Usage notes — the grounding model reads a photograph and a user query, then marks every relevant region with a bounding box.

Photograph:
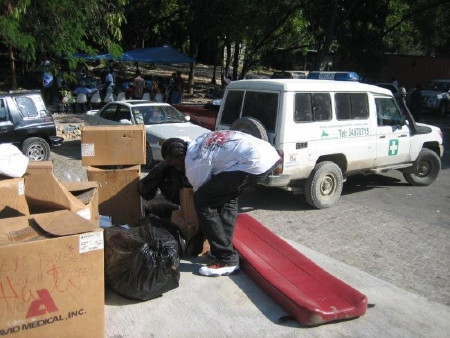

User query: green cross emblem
[388,139,399,156]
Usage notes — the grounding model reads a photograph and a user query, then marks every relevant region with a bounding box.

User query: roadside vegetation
[1,0,449,90]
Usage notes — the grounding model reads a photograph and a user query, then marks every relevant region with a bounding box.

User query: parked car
[0,90,63,161]
[421,79,450,115]
[85,101,210,167]
[271,71,308,79]
[173,99,221,130]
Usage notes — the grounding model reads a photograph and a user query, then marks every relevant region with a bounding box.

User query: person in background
[162,130,280,277]
[73,81,97,112]
[73,81,96,96]
[102,68,114,100]
[144,78,154,100]
[391,76,399,89]
[41,61,54,105]
[409,83,423,121]
[154,85,165,102]
[133,70,145,99]
[170,71,184,104]
[126,83,135,100]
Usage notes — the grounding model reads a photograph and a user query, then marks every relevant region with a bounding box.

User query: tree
[0,0,33,88]
[383,0,450,57]
[1,0,127,89]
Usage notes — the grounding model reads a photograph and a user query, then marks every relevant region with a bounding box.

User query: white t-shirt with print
[185,130,280,191]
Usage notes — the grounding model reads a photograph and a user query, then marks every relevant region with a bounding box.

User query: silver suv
[421,80,450,115]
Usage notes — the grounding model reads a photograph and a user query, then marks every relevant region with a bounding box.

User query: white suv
[215,78,444,208]
[421,79,450,115]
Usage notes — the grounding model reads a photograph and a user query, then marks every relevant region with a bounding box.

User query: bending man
[162,130,280,277]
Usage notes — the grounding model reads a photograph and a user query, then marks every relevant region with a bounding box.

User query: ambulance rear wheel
[304,161,343,209]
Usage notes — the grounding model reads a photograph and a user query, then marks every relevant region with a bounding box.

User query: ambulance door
[374,96,411,166]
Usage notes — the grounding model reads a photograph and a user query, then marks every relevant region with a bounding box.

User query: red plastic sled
[233,214,368,326]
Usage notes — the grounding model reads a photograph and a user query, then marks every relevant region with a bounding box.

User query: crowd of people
[41,61,186,112]
[120,70,185,103]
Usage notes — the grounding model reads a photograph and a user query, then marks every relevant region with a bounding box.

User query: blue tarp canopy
[74,46,194,64]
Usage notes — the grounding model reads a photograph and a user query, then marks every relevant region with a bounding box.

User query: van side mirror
[119,119,132,125]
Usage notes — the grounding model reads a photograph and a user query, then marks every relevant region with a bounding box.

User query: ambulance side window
[375,97,403,126]
[221,91,244,125]
[242,91,278,132]
[335,93,369,120]
[294,93,331,122]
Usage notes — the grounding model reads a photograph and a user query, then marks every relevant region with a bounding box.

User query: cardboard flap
[61,181,99,192]
[25,161,86,211]
[33,210,99,236]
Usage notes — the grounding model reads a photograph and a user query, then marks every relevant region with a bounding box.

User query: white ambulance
[215,75,444,209]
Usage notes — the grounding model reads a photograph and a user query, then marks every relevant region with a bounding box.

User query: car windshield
[132,105,186,125]
[423,81,450,92]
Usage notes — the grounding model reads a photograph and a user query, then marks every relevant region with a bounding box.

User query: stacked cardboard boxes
[81,125,146,226]
[0,163,104,337]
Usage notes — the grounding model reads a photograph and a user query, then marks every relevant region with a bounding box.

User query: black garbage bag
[136,214,187,257]
[104,215,182,301]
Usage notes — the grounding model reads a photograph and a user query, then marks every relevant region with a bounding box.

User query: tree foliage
[1,0,449,89]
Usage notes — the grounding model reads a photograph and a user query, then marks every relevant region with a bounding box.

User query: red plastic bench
[233,213,368,326]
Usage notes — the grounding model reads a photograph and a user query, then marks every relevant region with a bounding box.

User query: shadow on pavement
[228,273,304,328]
[342,174,406,196]
[52,139,82,160]
[239,186,312,212]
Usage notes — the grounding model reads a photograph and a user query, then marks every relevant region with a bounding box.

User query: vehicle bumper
[50,136,64,147]
[260,174,292,187]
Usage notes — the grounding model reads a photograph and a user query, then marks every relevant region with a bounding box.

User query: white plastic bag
[0,144,29,178]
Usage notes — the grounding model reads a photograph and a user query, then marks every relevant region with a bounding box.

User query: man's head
[161,138,188,172]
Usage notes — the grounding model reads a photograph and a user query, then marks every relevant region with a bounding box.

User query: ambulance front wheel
[403,148,440,186]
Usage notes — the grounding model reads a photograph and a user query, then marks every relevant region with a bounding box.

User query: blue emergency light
[307,71,360,81]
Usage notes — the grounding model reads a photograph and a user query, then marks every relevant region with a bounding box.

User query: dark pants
[193,169,271,266]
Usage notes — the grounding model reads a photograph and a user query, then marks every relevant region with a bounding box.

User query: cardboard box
[24,162,99,225]
[0,177,29,218]
[87,165,143,226]
[171,188,199,240]
[61,181,100,226]
[0,210,104,338]
[81,125,146,166]
[170,188,210,256]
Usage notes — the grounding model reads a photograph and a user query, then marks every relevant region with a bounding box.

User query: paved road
[50,115,450,307]
[239,115,450,306]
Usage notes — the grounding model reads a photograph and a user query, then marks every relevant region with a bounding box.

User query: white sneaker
[199,262,239,277]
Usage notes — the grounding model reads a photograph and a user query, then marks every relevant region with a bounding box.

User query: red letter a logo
[26,289,59,318]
